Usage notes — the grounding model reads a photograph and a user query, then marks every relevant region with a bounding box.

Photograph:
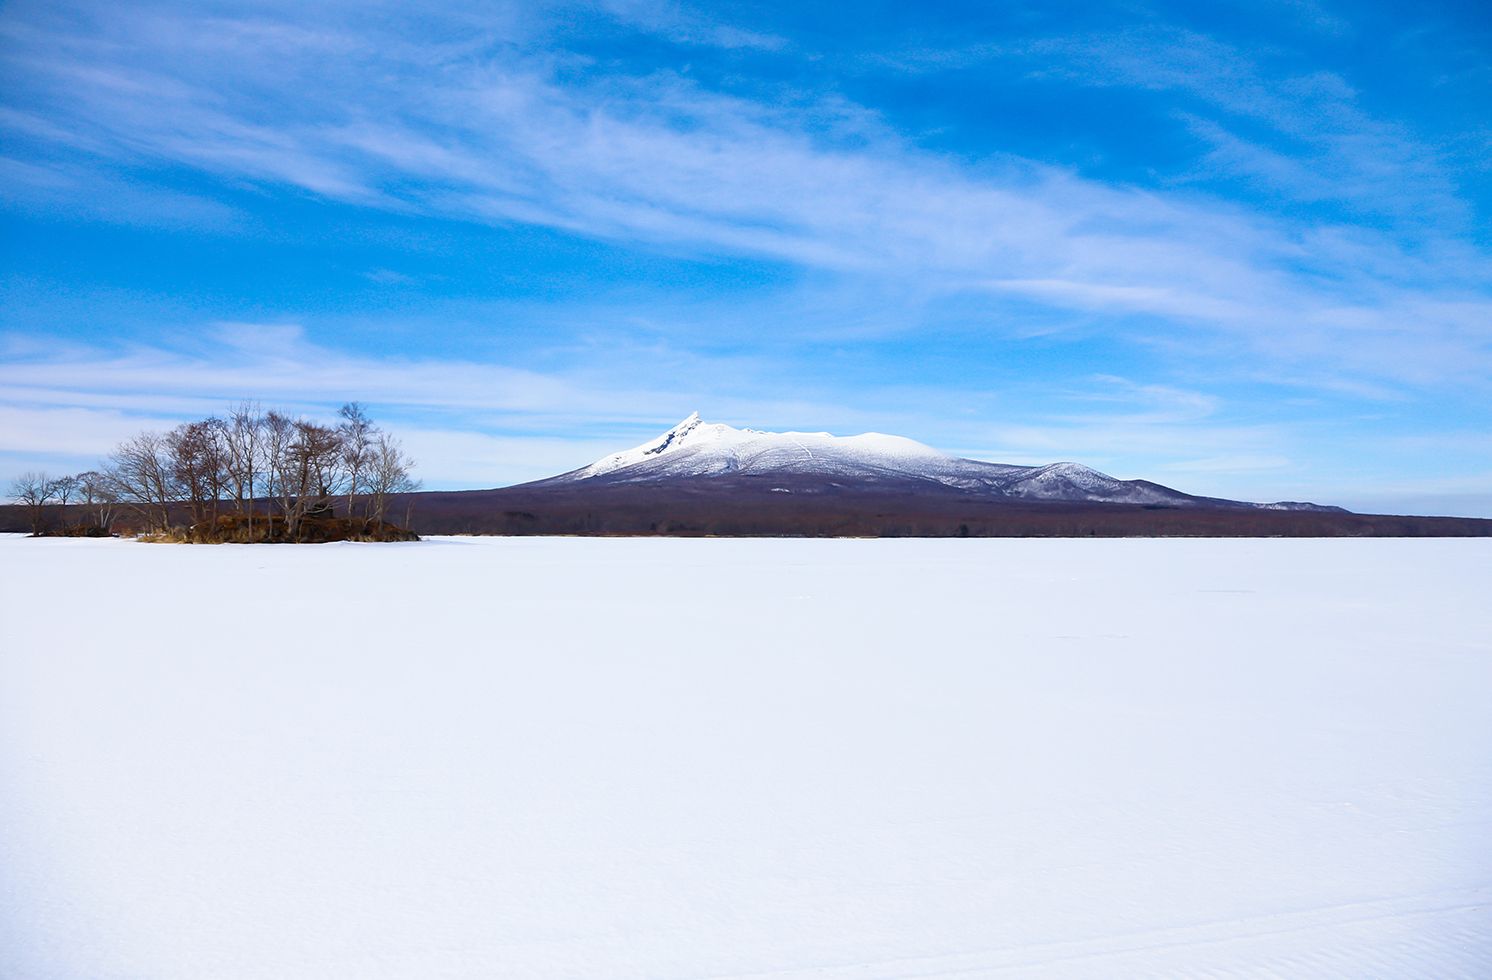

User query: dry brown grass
[134,513,418,544]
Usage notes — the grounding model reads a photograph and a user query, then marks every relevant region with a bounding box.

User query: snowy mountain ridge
[528,414,1341,511]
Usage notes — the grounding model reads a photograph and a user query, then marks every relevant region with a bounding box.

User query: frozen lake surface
[1,533,1489,979]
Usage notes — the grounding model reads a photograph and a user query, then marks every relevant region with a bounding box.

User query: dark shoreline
[389,481,1492,538]
[8,480,1489,538]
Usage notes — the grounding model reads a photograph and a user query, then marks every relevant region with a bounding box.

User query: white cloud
[1025,27,1467,230]
[597,0,788,50]
[1161,455,1292,473]
[2,2,1488,392]
[0,330,1314,493]
[0,404,182,455]
[395,428,620,488]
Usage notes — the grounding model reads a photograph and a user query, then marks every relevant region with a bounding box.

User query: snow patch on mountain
[563,413,979,484]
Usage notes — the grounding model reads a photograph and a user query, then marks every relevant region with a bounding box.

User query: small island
[5,402,420,542]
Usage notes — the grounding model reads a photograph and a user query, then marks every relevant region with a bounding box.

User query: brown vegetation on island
[6,402,420,543]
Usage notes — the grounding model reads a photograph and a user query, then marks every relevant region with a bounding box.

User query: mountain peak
[538,417,955,485]
[641,413,704,456]
[520,418,1345,512]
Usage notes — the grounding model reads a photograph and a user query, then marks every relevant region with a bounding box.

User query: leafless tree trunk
[166,418,229,527]
[338,402,376,522]
[77,470,116,531]
[263,410,297,536]
[225,402,265,540]
[281,420,344,538]
[102,432,175,532]
[368,433,421,526]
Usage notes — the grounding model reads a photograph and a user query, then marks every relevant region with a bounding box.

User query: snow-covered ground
[0,533,1488,980]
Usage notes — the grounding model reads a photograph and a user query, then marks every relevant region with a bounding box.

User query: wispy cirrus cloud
[596,0,788,51]
[1021,26,1468,229]
[868,23,1470,235]
[3,1,1488,392]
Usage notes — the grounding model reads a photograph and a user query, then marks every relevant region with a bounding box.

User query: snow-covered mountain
[526,414,1341,511]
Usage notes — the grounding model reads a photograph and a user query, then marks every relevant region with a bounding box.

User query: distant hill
[388,417,1489,538]
[522,414,1345,512]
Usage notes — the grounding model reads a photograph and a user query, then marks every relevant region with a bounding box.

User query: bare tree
[65,399,415,543]
[166,418,229,526]
[224,402,264,539]
[77,470,116,531]
[338,402,377,521]
[102,432,175,532]
[48,474,80,529]
[7,472,53,534]
[262,410,298,534]
[367,432,421,526]
[280,420,344,537]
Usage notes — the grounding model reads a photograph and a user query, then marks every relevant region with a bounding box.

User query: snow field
[0,534,1489,979]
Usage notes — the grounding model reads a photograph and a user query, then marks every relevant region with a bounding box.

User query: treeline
[7,402,420,542]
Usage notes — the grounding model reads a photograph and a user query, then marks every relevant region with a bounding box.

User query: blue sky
[2,0,1490,514]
